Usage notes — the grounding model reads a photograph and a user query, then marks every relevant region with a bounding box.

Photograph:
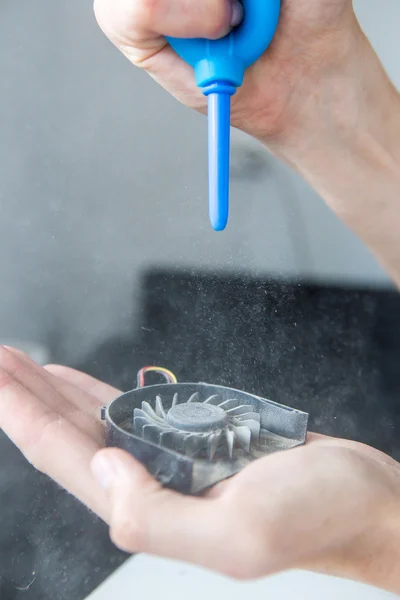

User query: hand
[93,0,360,143]
[92,0,400,288]
[93,435,400,593]
[0,345,118,521]
[0,346,399,593]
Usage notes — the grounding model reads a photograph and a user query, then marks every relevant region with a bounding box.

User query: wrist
[258,27,400,284]
[377,500,400,593]
[284,51,400,221]
[311,452,400,594]
[347,472,400,594]
[264,25,400,169]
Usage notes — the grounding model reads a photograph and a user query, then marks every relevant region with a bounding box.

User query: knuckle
[110,516,146,554]
[0,347,20,383]
[129,0,162,30]
[23,416,62,472]
[94,0,142,41]
[94,0,230,44]
[0,369,13,393]
[139,0,161,12]
[142,0,230,39]
[204,2,231,39]
[206,19,229,40]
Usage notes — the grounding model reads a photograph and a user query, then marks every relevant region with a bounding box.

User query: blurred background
[0,1,400,599]
[0,0,396,365]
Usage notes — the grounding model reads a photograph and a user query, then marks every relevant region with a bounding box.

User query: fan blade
[133,414,148,435]
[159,430,185,452]
[141,402,164,423]
[183,433,208,457]
[142,424,161,443]
[225,429,235,458]
[203,395,221,405]
[225,404,256,416]
[232,425,251,452]
[208,431,222,460]
[187,392,200,403]
[231,411,260,422]
[135,408,170,434]
[155,395,166,418]
[234,418,261,439]
[218,399,240,410]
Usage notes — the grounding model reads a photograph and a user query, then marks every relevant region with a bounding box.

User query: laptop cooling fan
[101,367,309,494]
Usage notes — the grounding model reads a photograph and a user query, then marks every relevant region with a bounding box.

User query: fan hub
[166,402,227,432]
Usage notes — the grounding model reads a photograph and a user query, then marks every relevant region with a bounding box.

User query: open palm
[0,345,399,591]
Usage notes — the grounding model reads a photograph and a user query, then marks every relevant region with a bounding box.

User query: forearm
[266,27,400,287]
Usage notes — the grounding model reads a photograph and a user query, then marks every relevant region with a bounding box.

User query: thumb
[91,448,233,568]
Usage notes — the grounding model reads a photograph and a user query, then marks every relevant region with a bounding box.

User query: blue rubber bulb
[166,0,281,231]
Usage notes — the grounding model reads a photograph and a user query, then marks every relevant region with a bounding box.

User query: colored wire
[136,366,177,389]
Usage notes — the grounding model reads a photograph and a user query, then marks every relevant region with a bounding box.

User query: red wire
[137,366,177,389]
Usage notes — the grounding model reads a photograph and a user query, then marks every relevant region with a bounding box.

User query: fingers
[0,348,104,439]
[91,448,238,572]
[94,0,241,47]
[0,359,109,519]
[6,345,118,419]
[94,0,236,109]
[5,347,103,414]
[44,364,120,404]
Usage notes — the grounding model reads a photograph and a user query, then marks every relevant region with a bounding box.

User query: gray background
[0,0,397,363]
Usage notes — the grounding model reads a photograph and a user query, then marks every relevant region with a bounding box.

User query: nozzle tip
[211,213,228,231]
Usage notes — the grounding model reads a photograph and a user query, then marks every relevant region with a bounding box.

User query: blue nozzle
[166,0,281,230]
[204,82,236,231]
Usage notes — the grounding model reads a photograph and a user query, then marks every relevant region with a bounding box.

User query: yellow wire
[147,367,177,383]
[137,366,177,387]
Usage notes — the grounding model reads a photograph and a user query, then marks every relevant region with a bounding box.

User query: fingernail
[230,0,243,27]
[91,454,116,489]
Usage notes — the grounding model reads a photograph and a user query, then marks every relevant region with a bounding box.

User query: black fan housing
[101,381,308,494]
